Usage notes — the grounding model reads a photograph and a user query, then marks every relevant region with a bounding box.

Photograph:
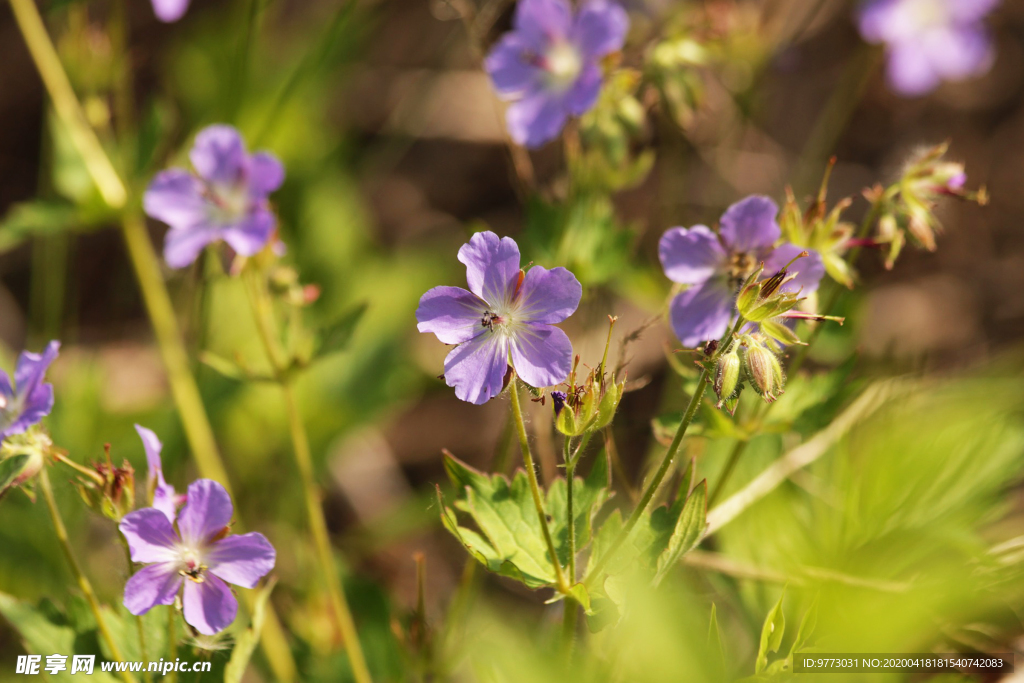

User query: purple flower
[658,196,825,348]
[0,341,60,442]
[485,0,629,148]
[416,231,582,405]
[858,0,998,96]
[144,125,285,269]
[151,0,190,22]
[119,479,275,635]
[135,425,185,524]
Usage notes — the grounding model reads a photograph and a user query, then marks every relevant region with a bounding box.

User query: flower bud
[713,345,741,408]
[74,445,136,522]
[743,343,784,404]
[0,429,51,503]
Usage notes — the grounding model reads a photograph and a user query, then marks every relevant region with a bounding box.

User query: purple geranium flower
[658,196,825,348]
[119,479,275,635]
[144,125,285,269]
[416,231,582,405]
[135,425,185,523]
[858,0,998,96]
[152,0,189,22]
[485,0,629,148]
[0,341,60,442]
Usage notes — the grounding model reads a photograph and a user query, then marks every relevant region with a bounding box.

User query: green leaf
[0,454,30,499]
[0,202,79,253]
[755,590,786,674]
[708,603,726,680]
[225,580,276,683]
[653,480,708,585]
[314,303,367,360]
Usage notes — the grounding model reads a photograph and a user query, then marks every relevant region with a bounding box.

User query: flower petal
[669,280,734,348]
[762,243,825,294]
[183,573,238,636]
[177,479,233,548]
[485,34,542,99]
[206,533,276,589]
[14,341,59,399]
[658,225,727,285]
[443,332,509,405]
[164,225,221,269]
[457,231,522,306]
[572,0,628,58]
[124,563,182,615]
[514,0,573,48]
[925,25,993,80]
[886,42,941,96]
[718,195,781,253]
[416,286,490,344]
[248,152,285,195]
[135,425,180,523]
[516,266,582,324]
[222,210,275,257]
[119,509,181,564]
[564,63,602,117]
[190,125,247,185]
[506,90,570,148]
[510,323,573,389]
[151,0,190,21]
[144,170,209,230]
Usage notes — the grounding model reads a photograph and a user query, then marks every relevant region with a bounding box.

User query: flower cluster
[144,125,285,269]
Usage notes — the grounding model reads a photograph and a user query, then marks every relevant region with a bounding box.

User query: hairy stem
[38,467,136,683]
[565,437,576,584]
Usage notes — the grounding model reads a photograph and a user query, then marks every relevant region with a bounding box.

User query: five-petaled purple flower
[0,341,60,442]
[151,0,189,22]
[144,125,285,269]
[858,0,998,96]
[119,478,275,635]
[416,231,582,405]
[485,0,629,148]
[659,196,825,348]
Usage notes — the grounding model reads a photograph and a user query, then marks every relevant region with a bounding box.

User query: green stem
[244,270,374,683]
[120,541,152,683]
[561,595,578,660]
[509,380,569,593]
[38,467,136,683]
[166,607,177,683]
[565,438,576,584]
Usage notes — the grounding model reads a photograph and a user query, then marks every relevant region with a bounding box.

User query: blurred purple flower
[152,0,190,22]
[416,231,582,404]
[857,0,999,96]
[144,125,285,269]
[658,196,825,348]
[119,479,275,635]
[135,425,185,524]
[485,0,629,148]
[0,341,60,441]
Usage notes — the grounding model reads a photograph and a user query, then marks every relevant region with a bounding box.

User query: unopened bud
[743,343,784,404]
[713,346,741,408]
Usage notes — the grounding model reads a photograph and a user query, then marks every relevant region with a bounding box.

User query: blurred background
[1,0,1024,680]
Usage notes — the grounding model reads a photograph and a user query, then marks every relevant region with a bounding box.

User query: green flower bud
[713,345,741,408]
[0,429,51,503]
[74,445,136,522]
[743,343,785,404]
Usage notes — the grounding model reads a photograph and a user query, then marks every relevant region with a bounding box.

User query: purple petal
[514,0,573,48]
[457,231,522,306]
[658,225,727,286]
[120,509,180,564]
[886,42,941,96]
[947,0,1000,23]
[506,90,570,148]
[572,0,628,58]
[669,280,734,348]
[416,286,489,344]
[206,533,276,589]
[135,425,179,523]
[183,573,238,635]
[177,479,233,548]
[248,152,285,196]
[144,170,209,230]
[516,265,582,324]
[486,34,542,99]
[124,563,182,615]
[564,63,602,116]
[925,25,994,80]
[857,0,900,43]
[164,225,220,269]
[190,125,246,185]
[443,332,509,405]
[762,243,825,294]
[509,323,573,389]
[718,196,781,253]
[14,341,60,399]
[222,209,275,257]
[0,372,12,404]
[151,0,190,22]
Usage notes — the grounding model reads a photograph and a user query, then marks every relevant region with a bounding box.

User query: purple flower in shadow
[0,341,60,441]
[658,196,825,348]
[485,0,629,147]
[152,0,190,22]
[858,0,999,96]
[135,425,186,524]
[144,125,285,269]
[119,479,275,635]
[416,231,582,404]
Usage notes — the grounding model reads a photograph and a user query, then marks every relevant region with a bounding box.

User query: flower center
[728,252,757,286]
[542,42,583,91]
[206,181,250,224]
[906,0,948,31]
[177,548,208,583]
